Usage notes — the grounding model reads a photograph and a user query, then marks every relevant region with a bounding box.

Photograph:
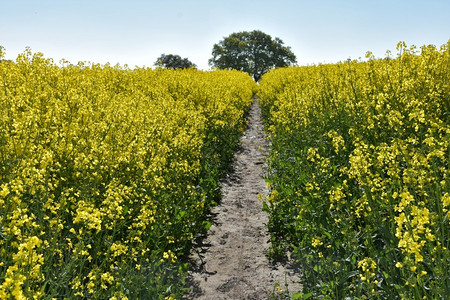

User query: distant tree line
[155,30,296,81]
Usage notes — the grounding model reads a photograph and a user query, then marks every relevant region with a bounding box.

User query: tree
[154,54,196,69]
[209,30,296,81]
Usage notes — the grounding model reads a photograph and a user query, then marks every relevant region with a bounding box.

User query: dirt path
[185,99,301,299]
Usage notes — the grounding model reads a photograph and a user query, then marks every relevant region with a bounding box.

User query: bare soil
[185,100,301,299]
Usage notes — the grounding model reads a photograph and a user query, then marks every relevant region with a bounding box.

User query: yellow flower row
[0,48,256,298]
[259,41,449,298]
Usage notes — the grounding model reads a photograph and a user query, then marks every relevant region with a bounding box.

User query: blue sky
[1,0,449,69]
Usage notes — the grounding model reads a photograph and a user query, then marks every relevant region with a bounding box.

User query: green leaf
[262,201,269,212]
[202,221,212,230]
[293,292,312,300]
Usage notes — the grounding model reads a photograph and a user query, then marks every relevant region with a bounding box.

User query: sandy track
[185,99,301,299]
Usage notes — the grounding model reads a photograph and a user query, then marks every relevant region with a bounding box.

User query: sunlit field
[1,40,449,299]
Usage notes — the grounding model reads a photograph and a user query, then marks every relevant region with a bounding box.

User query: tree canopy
[154,54,196,69]
[209,30,297,81]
